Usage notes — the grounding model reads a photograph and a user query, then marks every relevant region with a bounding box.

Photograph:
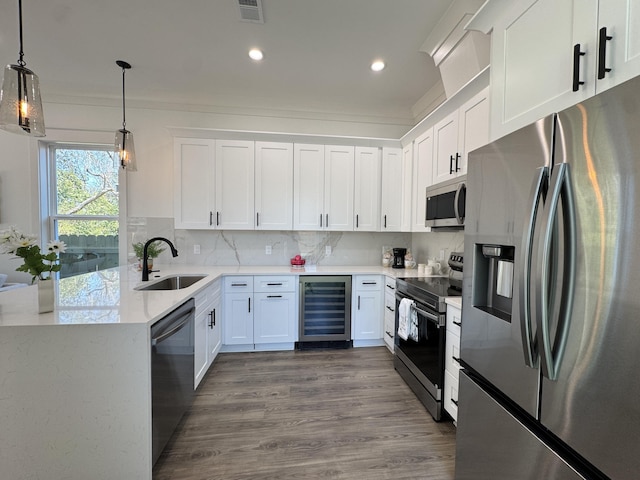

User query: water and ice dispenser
[473,244,515,322]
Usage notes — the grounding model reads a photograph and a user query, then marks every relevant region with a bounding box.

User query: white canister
[418,264,426,275]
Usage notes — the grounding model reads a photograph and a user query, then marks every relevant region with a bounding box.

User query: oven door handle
[410,304,440,325]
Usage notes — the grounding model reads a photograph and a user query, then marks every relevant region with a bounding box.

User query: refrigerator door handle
[519,166,548,367]
[536,163,577,381]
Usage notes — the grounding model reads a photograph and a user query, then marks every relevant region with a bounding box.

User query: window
[47,144,121,278]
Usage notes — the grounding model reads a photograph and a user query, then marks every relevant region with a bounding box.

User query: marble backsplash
[127,217,448,268]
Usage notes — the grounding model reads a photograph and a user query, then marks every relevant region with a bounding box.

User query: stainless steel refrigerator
[455,75,640,479]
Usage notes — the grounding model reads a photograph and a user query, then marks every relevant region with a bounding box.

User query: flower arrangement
[0,226,66,284]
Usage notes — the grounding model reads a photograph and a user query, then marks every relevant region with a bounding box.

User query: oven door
[395,292,446,400]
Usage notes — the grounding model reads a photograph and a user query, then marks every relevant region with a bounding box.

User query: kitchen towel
[398,298,414,341]
[409,307,419,342]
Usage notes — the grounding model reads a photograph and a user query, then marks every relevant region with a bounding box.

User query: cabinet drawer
[446,305,462,337]
[254,275,296,293]
[384,315,395,340]
[384,276,396,294]
[445,331,461,380]
[224,276,253,292]
[355,275,382,290]
[444,369,459,421]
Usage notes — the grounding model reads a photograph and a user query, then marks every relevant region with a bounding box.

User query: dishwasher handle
[151,304,195,346]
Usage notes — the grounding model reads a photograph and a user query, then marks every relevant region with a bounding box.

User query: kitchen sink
[135,274,207,291]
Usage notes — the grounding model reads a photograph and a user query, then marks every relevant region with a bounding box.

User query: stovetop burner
[401,276,461,298]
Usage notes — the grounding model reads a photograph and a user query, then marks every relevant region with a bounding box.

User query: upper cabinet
[412,128,434,232]
[433,87,490,184]
[255,142,294,230]
[380,147,404,232]
[174,138,216,230]
[490,0,640,139]
[354,146,381,232]
[293,144,355,231]
[215,140,255,230]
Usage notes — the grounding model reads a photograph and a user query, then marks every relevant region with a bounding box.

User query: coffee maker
[392,248,406,269]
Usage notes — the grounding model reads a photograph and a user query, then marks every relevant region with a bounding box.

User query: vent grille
[237,0,264,23]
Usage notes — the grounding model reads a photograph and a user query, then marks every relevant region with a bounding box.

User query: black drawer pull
[386,285,395,290]
[452,356,461,364]
[452,399,459,407]
[267,283,283,286]
[449,155,455,174]
[231,283,247,287]
[453,320,462,327]
[362,281,377,285]
[385,331,393,338]
[386,306,395,312]
[267,295,282,298]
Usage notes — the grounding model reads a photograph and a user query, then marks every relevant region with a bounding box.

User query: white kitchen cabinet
[293,144,355,231]
[173,138,216,229]
[380,147,404,231]
[352,275,383,346]
[433,87,489,185]
[400,144,413,232]
[255,141,294,230]
[223,276,254,345]
[444,302,462,422]
[383,276,396,352]
[490,0,640,140]
[215,140,255,230]
[353,146,381,231]
[194,279,222,388]
[411,127,434,232]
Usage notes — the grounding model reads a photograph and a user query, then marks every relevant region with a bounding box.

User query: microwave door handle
[454,182,464,224]
[536,163,576,381]
[519,166,547,368]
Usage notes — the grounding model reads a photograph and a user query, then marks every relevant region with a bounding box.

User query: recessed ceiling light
[249,48,264,61]
[371,60,385,72]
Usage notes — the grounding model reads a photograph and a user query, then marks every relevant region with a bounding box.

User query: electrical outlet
[265,245,272,255]
[439,249,446,260]
[325,245,332,255]
[193,244,201,254]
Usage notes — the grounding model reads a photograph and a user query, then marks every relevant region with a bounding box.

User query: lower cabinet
[352,275,384,347]
[383,276,396,352]
[194,279,222,388]
[223,275,297,351]
[444,302,462,422]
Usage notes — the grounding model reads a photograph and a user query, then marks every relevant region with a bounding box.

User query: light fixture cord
[17,0,25,66]
[121,66,126,128]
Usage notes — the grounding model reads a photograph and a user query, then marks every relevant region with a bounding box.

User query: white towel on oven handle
[397,298,414,341]
[409,307,419,341]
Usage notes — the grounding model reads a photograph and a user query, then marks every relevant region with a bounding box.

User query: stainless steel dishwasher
[151,298,195,465]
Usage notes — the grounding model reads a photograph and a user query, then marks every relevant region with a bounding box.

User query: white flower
[47,240,67,254]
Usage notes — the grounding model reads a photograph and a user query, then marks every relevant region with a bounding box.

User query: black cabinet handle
[572,43,586,91]
[231,283,247,287]
[449,155,454,174]
[455,152,461,172]
[384,214,387,228]
[358,295,361,310]
[452,356,461,364]
[386,284,395,290]
[267,283,283,286]
[326,213,329,227]
[598,26,612,79]
[452,398,459,407]
[363,281,377,285]
[386,305,395,312]
[216,211,220,226]
[385,331,393,338]
[256,212,259,227]
[208,309,216,328]
[356,214,359,228]
[320,213,323,227]
[267,295,282,298]
[209,211,213,226]
[453,320,462,327]
[248,297,251,313]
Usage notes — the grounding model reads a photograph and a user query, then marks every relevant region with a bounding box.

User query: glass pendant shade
[0,63,45,136]
[115,128,137,171]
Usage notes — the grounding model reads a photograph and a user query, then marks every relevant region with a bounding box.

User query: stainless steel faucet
[141,237,178,281]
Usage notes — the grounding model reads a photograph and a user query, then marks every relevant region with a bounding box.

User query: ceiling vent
[237,0,264,23]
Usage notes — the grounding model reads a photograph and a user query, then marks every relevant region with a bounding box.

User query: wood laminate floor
[153,347,456,480]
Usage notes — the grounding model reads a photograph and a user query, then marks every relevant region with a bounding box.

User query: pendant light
[0,0,45,137]
[115,60,136,171]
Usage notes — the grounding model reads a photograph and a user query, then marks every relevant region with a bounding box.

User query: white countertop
[0,264,438,327]
[445,296,462,309]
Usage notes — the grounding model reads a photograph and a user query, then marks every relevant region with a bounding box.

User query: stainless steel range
[394,252,462,421]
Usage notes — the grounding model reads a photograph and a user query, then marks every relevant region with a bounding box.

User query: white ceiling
[0,0,455,124]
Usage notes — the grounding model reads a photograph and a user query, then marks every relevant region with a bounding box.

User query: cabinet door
[173,138,215,229]
[207,284,222,366]
[490,0,596,140]
[354,146,381,231]
[194,307,209,387]
[352,276,383,340]
[400,144,413,232]
[458,87,490,175]
[215,140,255,230]
[325,145,355,231]
[433,110,460,184]
[253,292,297,344]
[412,128,434,232]
[293,144,325,230]
[223,292,253,345]
[380,147,403,231]
[255,142,293,230]
[597,0,640,93]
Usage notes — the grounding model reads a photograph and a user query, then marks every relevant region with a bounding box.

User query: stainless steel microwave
[425,175,466,228]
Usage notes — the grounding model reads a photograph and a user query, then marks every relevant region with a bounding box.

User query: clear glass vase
[37,279,54,313]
